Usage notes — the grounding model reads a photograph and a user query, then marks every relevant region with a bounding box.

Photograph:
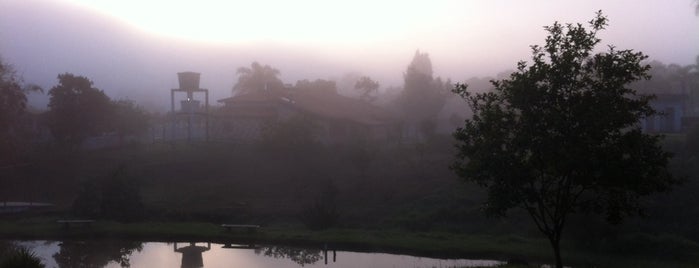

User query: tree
[233,62,284,94]
[53,240,142,268]
[72,166,145,222]
[397,50,448,138]
[0,58,41,164]
[47,73,113,147]
[111,99,150,144]
[631,60,699,117]
[295,79,337,94]
[354,76,380,103]
[451,12,676,268]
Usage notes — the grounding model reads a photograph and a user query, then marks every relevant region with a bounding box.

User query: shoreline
[2,220,699,267]
[0,220,542,261]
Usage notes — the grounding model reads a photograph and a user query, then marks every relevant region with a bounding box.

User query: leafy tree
[0,58,41,164]
[47,73,112,147]
[451,12,676,268]
[397,50,448,138]
[301,180,340,230]
[53,240,142,268]
[99,167,144,222]
[233,62,284,94]
[354,76,380,102]
[256,246,323,266]
[111,99,150,144]
[295,79,337,94]
[73,166,144,222]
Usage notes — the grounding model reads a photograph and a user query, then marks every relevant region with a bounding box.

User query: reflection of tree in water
[53,240,142,268]
[255,246,322,266]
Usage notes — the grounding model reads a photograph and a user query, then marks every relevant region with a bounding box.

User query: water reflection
[52,240,142,268]
[174,242,211,268]
[221,242,257,249]
[255,246,324,266]
[14,240,503,268]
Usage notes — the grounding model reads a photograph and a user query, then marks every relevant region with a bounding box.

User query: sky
[1,0,698,111]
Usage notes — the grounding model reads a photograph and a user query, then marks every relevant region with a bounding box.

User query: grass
[3,140,699,267]
[1,219,698,268]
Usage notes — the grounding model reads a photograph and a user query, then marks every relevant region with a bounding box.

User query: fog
[1,0,697,111]
[3,2,699,267]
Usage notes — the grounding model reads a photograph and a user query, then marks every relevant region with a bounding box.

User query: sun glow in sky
[2,0,697,110]
[67,0,439,46]
[63,0,699,65]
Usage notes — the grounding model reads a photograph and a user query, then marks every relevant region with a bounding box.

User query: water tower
[171,72,209,141]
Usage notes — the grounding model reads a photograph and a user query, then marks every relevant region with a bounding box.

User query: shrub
[0,247,45,268]
[301,181,339,230]
[71,166,145,222]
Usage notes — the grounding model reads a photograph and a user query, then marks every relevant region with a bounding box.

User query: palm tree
[232,62,284,94]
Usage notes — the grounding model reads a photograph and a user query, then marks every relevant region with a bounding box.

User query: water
[10,240,504,268]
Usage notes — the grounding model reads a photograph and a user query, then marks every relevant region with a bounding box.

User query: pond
[7,240,504,268]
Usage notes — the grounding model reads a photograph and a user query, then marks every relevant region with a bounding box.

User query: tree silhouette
[256,246,323,266]
[53,240,142,268]
[354,76,379,103]
[295,79,337,94]
[111,99,149,144]
[452,12,677,268]
[397,51,448,139]
[233,62,284,94]
[0,58,41,164]
[47,73,112,147]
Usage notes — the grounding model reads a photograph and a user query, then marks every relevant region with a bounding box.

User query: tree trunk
[548,234,563,268]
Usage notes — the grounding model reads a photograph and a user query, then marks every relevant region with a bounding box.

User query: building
[216,87,399,144]
[641,94,686,133]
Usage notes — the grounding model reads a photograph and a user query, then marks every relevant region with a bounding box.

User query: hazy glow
[67,0,432,46]
[2,0,697,110]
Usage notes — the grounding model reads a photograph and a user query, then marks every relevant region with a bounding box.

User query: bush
[72,180,101,218]
[686,124,699,157]
[0,247,44,268]
[72,166,145,222]
[301,181,339,230]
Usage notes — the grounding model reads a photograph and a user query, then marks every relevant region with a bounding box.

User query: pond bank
[1,219,698,268]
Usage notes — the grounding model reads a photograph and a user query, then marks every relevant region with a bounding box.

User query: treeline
[1,67,150,167]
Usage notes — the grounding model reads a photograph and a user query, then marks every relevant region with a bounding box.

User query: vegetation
[47,73,113,147]
[72,166,145,222]
[233,61,284,94]
[452,12,678,268]
[111,99,150,144]
[53,240,142,268]
[0,220,698,267]
[0,246,44,268]
[300,180,340,230]
[0,11,697,266]
[0,58,41,166]
[0,134,698,266]
[397,50,451,134]
[354,76,380,103]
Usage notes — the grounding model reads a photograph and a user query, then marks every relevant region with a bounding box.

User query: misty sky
[1,0,697,111]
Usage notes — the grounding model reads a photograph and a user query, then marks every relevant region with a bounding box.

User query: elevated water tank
[177,72,201,90]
